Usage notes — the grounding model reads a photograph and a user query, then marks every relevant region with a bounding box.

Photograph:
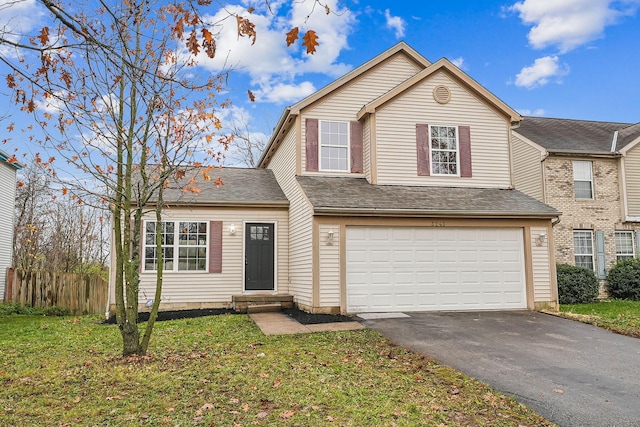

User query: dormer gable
[357,58,520,124]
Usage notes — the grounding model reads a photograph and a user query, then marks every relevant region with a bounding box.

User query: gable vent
[433,85,451,104]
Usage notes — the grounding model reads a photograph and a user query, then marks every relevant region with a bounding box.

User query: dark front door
[245,223,275,291]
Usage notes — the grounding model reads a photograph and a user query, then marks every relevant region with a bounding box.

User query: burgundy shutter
[209,221,222,273]
[458,126,472,178]
[305,118,319,172]
[350,120,363,173]
[416,124,430,176]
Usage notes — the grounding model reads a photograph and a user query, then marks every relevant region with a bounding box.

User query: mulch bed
[103,308,237,324]
[104,307,355,325]
[282,307,355,324]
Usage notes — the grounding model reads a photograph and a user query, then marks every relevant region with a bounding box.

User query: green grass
[559,300,640,338]
[0,313,554,426]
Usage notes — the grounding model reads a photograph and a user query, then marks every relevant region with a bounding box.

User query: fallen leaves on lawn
[280,410,295,419]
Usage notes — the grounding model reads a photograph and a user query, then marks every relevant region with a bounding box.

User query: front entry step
[233,294,293,313]
[247,303,283,314]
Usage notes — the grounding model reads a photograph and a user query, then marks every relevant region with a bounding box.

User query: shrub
[556,263,599,304]
[42,306,72,316]
[0,303,71,316]
[606,258,640,301]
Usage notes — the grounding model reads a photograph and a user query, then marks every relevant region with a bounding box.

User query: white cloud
[191,1,356,104]
[509,0,640,53]
[0,0,46,57]
[384,9,406,38]
[450,57,465,69]
[253,81,316,104]
[517,108,546,116]
[515,55,569,88]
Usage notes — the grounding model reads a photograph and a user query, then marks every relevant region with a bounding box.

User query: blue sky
[1,0,639,167]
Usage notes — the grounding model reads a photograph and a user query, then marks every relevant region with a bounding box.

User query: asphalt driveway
[361,311,640,427]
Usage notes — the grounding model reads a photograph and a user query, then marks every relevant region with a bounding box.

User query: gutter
[0,149,23,169]
[548,149,621,158]
[143,200,290,208]
[311,207,560,219]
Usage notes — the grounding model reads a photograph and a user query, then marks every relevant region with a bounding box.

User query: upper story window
[573,160,593,199]
[430,125,459,175]
[319,120,349,172]
[144,221,208,272]
[615,231,635,261]
[573,230,594,271]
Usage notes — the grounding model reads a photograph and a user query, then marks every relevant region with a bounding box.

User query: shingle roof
[156,167,288,206]
[296,176,559,217]
[617,122,640,150]
[515,116,635,154]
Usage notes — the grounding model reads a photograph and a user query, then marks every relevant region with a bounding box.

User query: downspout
[610,130,619,153]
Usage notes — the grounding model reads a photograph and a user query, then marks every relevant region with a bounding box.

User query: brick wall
[545,156,640,285]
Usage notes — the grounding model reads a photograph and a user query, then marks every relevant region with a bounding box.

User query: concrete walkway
[249,312,364,335]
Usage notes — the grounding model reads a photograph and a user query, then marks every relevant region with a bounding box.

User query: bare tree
[4,0,235,356]
[3,0,332,356]
[14,163,110,272]
[226,112,269,167]
[13,163,51,271]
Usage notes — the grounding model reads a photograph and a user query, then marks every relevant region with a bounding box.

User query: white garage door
[346,227,526,312]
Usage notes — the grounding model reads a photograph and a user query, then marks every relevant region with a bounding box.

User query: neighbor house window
[574,230,594,270]
[573,160,593,199]
[319,120,349,171]
[615,231,635,261]
[430,125,458,175]
[144,221,208,271]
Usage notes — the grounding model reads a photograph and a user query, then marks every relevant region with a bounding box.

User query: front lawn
[0,313,553,426]
[559,300,640,338]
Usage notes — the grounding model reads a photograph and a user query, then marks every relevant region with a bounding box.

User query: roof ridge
[522,116,632,126]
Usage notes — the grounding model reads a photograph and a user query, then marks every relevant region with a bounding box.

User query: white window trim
[573,230,595,271]
[429,124,460,177]
[319,120,350,172]
[573,160,594,200]
[615,230,635,260]
[142,220,209,273]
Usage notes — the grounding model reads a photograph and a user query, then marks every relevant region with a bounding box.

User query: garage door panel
[346,227,526,312]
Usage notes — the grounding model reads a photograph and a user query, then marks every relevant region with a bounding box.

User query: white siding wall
[625,146,640,217]
[319,224,340,307]
[363,116,372,182]
[530,226,553,303]
[301,55,423,174]
[0,162,17,300]
[136,207,289,306]
[267,128,315,307]
[375,72,512,188]
[512,134,545,201]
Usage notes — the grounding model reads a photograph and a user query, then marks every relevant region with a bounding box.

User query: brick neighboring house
[512,116,640,286]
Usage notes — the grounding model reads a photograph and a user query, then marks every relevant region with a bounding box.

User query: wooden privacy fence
[6,269,108,315]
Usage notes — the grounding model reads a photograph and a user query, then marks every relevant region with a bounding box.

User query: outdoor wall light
[229,223,236,235]
[327,229,335,245]
[536,232,547,246]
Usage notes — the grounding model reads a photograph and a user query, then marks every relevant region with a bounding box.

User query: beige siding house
[0,150,21,301]
[108,167,290,313]
[259,42,560,314]
[512,117,640,285]
[112,42,562,314]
